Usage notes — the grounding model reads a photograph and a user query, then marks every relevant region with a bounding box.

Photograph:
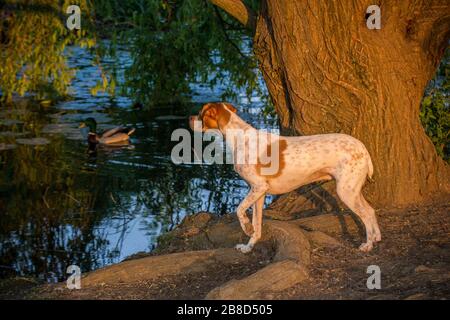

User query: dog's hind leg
[335,166,380,252]
[360,194,381,243]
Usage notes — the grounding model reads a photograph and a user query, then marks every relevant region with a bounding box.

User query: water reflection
[0,45,275,282]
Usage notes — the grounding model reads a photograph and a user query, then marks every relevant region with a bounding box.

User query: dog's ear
[199,103,216,120]
[222,102,237,113]
[199,102,234,130]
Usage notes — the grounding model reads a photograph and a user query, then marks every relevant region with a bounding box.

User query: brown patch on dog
[199,102,236,131]
[351,152,365,161]
[256,139,287,178]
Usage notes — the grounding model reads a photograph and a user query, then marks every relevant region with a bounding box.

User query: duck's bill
[79,122,86,128]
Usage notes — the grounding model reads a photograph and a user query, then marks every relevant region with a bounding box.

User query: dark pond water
[0,45,276,282]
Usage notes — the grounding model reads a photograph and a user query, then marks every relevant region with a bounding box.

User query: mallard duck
[79,117,135,146]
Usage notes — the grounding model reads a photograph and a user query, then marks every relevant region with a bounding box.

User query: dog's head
[189,102,237,132]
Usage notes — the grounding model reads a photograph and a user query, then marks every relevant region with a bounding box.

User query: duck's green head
[79,117,97,133]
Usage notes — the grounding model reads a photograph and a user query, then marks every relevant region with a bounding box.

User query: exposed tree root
[75,212,355,299]
[81,248,253,288]
[206,260,307,299]
[206,220,310,299]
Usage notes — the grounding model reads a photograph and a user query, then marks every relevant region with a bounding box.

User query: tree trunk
[212,0,450,209]
[252,0,450,210]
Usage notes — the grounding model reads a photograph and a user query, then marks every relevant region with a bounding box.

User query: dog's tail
[367,154,374,181]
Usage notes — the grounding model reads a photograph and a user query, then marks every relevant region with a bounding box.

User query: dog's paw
[235,243,253,254]
[373,231,381,243]
[358,241,373,252]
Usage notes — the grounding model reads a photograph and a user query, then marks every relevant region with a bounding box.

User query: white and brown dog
[189,102,381,253]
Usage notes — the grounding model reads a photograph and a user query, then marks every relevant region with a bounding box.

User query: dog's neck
[219,113,258,161]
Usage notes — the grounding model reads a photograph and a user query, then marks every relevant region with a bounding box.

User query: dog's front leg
[235,188,266,253]
[249,194,265,245]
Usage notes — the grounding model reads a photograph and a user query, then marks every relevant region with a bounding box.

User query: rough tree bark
[211,0,450,209]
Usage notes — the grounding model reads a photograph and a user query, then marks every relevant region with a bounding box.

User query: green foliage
[0,0,96,103]
[0,0,266,107]
[93,0,265,107]
[420,49,450,162]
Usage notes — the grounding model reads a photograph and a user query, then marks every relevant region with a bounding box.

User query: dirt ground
[1,203,449,300]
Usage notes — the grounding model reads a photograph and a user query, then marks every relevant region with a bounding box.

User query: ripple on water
[49,111,112,124]
[15,137,50,145]
[57,100,106,111]
[41,123,83,140]
[0,131,29,137]
[0,119,24,126]
[0,143,17,151]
